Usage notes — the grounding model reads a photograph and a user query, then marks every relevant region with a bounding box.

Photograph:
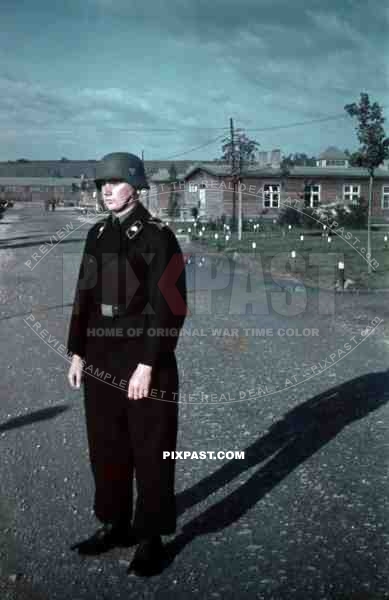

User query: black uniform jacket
[66,201,188,368]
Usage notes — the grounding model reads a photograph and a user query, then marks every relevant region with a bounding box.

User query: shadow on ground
[165,370,389,566]
[0,238,85,250]
[0,405,70,433]
[0,303,73,321]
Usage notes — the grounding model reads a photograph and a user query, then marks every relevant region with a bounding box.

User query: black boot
[71,522,136,555]
[127,535,166,576]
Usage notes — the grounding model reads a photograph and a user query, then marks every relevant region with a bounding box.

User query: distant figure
[50,199,56,211]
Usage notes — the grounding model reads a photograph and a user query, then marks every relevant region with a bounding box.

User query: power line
[158,107,389,160]
[110,105,389,133]
[243,114,351,132]
[165,134,226,159]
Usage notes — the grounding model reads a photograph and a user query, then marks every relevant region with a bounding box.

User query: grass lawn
[190,226,389,289]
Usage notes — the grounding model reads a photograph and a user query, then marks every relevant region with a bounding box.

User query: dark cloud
[0,0,387,159]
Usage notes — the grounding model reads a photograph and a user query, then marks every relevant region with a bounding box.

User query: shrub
[277,206,302,226]
[301,207,322,229]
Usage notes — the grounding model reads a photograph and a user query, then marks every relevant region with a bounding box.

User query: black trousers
[82,324,179,537]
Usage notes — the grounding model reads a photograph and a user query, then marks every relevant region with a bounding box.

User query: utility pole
[238,141,243,241]
[230,117,238,235]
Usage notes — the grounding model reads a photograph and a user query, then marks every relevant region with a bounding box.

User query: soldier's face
[101,180,136,211]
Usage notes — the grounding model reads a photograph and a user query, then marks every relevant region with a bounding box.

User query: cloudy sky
[0,0,388,161]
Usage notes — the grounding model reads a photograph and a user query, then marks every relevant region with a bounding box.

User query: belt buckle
[101,303,113,317]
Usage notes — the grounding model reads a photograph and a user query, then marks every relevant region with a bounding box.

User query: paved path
[0,207,388,599]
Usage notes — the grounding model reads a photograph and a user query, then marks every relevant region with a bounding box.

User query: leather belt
[98,303,145,318]
[99,303,128,318]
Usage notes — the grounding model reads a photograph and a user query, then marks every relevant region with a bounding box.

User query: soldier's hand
[68,355,83,389]
[128,363,152,400]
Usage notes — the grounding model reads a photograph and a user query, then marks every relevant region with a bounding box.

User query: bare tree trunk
[368,173,373,276]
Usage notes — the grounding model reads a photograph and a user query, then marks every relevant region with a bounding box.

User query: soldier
[66,152,187,576]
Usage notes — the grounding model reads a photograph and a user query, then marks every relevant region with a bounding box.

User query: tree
[215,129,260,237]
[277,206,302,226]
[345,93,389,274]
[281,153,317,166]
[218,130,260,165]
[279,157,291,208]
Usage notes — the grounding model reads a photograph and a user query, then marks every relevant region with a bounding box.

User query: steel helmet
[95,152,150,190]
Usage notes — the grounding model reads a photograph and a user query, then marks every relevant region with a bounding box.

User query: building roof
[182,162,231,178]
[182,164,389,180]
[0,159,218,179]
[286,166,389,178]
[0,177,81,186]
[318,146,348,160]
[1,161,389,184]
[0,161,98,178]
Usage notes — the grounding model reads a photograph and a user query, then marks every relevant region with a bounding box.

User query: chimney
[271,149,281,167]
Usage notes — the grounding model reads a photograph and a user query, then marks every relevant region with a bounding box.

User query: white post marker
[338,260,345,289]
[291,249,296,272]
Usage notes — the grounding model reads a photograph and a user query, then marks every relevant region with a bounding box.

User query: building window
[189,183,198,192]
[263,184,280,208]
[304,184,320,207]
[326,159,347,167]
[343,184,360,206]
[382,186,389,209]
